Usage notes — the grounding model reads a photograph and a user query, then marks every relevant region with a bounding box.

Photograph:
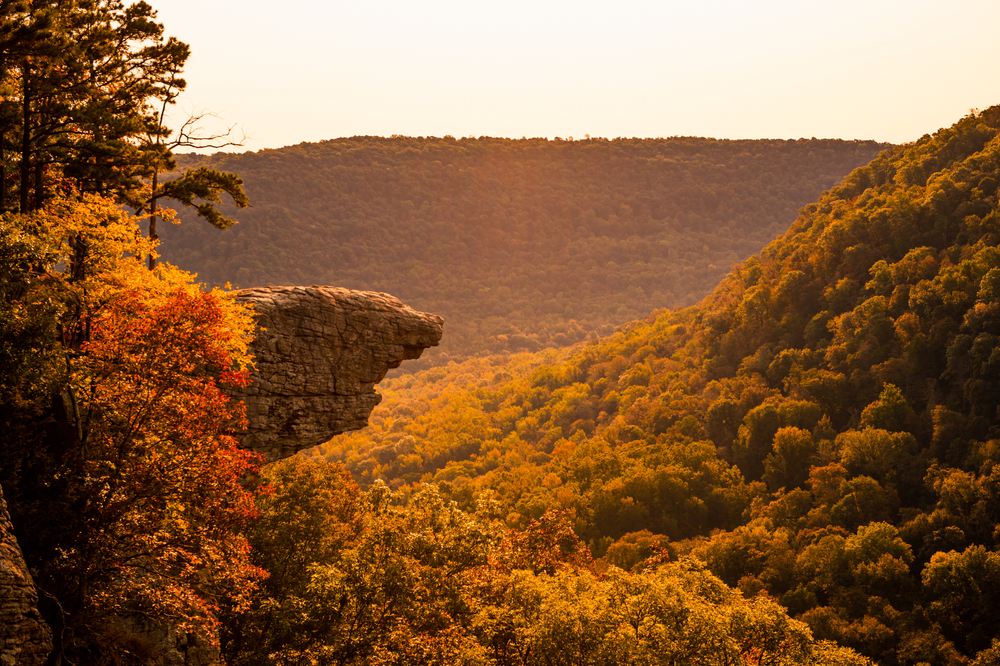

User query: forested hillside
[314,107,1000,666]
[220,455,871,666]
[161,136,887,365]
[0,0,940,663]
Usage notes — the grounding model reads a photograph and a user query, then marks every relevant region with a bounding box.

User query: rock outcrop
[0,485,51,666]
[232,286,443,460]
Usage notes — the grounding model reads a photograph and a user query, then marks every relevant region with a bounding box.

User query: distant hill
[315,107,1000,665]
[161,136,888,367]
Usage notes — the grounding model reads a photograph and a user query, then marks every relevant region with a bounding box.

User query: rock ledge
[231,286,443,460]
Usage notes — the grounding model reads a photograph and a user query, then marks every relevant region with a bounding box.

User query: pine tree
[0,0,248,243]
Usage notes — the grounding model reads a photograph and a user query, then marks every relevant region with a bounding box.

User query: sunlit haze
[152,0,1000,151]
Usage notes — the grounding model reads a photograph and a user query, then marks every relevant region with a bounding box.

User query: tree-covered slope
[314,107,1000,665]
[221,455,872,666]
[160,136,886,365]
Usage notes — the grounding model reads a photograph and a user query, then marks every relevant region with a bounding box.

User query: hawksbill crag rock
[231,286,444,461]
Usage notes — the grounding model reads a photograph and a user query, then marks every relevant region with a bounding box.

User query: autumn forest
[162,135,886,367]
[1,2,1000,666]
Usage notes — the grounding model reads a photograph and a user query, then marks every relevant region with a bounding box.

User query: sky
[151,0,1000,152]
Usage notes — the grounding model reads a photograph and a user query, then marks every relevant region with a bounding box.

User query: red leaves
[65,282,263,641]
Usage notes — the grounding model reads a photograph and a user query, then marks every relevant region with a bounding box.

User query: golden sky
[153,0,1000,151]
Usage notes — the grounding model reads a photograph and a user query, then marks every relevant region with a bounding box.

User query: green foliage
[0,0,247,251]
[316,106,1000,665]
[843,522,913,597]
[226,457,869,666]
[1,0,181,210]
[922,545,1000,656]
[0,214,63,404]
[837,428,917,485]
[159,136,887,365]
[763,427,817,491]
[156,166,249,229]
[859,384,914,432]
[220,458,366,664]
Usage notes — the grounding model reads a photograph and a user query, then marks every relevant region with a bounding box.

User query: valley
[309,107,1000,666]
[160,136,887,368]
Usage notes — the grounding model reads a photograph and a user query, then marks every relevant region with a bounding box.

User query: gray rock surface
[0,485,51,666]
[232,286,443,460]
[114,616,218,666]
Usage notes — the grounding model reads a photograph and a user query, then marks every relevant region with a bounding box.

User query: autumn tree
[923,545,1000,655]
[222,454,872,666]
[220,457,367,665]
[0,194,262,664]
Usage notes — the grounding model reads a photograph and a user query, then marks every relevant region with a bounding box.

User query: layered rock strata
[232,286,443,460]
[0,485,51,666]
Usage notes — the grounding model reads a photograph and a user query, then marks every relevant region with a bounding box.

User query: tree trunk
[0,54,5,212]
[1,124,7,213]
[34,152,43,210]
[148,170,158,269]
[20,59,31,214]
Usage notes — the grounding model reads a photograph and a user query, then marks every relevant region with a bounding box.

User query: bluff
[231,286,444,461]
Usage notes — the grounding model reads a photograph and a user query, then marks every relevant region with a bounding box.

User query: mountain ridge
[159,135,889,367]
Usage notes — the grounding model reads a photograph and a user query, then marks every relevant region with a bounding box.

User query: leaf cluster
[0,194,261,663]
[225,456,871,666]
[0,0,247,249]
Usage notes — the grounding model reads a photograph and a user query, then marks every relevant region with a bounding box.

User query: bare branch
[166,106,251,152]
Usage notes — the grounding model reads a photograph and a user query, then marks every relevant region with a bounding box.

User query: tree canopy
[158,135,887,365]
[316,105,1000,666]
[0,168,259,664]
[0,0,247,235]
[223,456,872,666]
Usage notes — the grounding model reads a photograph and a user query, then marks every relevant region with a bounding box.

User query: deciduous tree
[0,194,262,663]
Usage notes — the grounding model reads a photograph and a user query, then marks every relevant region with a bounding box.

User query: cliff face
[0,485,51,666]
[231,286,444,460]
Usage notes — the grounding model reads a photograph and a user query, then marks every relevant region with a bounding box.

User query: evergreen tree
[0,0,247,242]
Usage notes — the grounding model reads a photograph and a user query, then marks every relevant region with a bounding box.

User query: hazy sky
[151,0,1000,152]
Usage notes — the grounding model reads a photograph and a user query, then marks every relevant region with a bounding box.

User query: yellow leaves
[560,560,817,666]
[836,428,915,484]
[1,192,263,645]
[236,454,877,666]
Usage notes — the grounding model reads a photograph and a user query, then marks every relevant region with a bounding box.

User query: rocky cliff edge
[231,286,444,460]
